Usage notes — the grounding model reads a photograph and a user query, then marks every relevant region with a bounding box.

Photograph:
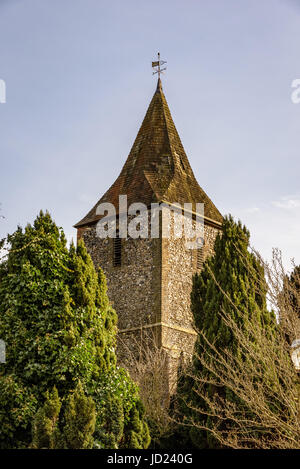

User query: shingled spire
[74,75,223,391]
[75,79,222,228]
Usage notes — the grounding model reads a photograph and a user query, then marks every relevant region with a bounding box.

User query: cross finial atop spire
[152,52,167,81]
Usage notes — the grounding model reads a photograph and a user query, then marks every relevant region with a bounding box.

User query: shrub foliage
[0,211,150,449]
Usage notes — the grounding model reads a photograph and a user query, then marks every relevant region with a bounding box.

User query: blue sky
[0,0,300,268]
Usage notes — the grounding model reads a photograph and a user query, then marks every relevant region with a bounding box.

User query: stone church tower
[75,78,223,387]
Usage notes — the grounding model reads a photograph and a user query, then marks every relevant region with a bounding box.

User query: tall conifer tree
[175,215,277,448]
[0,211,150,449]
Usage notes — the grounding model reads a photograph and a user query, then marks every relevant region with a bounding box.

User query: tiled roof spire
[156,77,162,92]
[75,80,222,228]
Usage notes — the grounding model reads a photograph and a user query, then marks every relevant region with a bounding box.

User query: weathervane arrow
[152,52,167,79]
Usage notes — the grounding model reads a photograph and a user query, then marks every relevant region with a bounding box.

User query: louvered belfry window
[196,238,205,270]
[113,231,122,267]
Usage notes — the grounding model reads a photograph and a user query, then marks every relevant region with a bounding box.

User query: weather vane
[152,52,167,79]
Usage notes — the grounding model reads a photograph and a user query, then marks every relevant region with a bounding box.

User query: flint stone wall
[79,209,221,385]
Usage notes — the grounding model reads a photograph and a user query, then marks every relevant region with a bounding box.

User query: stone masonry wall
[79,208,221,390]
[81,221,161,332]
[160,212,220,381]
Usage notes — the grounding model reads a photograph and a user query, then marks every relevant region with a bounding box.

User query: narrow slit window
[175,151,186,170]
[179,155,186,170]
[113,233,122,267]
[197,246,205,270]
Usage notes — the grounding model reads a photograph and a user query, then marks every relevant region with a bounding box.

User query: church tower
[74,74,223,388]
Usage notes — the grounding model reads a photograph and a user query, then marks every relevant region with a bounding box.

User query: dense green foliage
[31,386,62,449]
[62,380,96,449]
[31,381,96,449]
[173,215,277,448]
[0,211,150,449]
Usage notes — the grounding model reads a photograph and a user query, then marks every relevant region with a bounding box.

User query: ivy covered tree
[0,211,150,449]
[172,215,295,449]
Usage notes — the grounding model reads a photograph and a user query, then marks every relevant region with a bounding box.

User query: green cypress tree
[175,215,279,448]
[61,381,96,449]
[31,387,61,449]
[31,382,96,449]
[0,211,150,449]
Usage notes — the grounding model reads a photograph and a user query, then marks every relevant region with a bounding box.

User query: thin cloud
[272,197,300,210]
[233,197,300,268]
